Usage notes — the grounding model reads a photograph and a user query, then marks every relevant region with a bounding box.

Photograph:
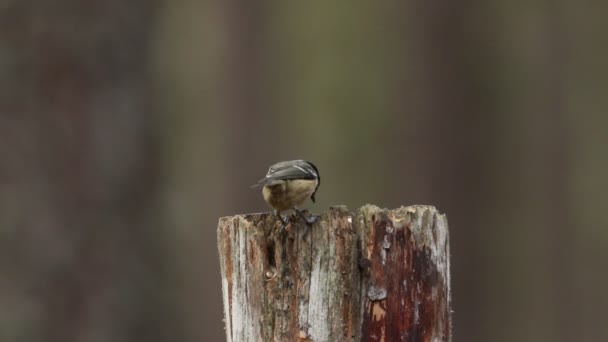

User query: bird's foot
[275,210,290,230]
[295,209,317,225]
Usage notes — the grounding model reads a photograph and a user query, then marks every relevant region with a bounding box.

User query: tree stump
[217,205,451,342]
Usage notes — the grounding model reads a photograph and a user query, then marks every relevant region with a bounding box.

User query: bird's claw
[295,209,317,225]
[276,210,316,233]
[303,214,318,225]
[275,211,290,230]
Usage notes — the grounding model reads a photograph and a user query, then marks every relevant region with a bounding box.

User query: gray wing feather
[266,160,318,180]
[252,160,320,189]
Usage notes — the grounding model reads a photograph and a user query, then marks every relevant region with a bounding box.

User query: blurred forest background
[1,1,607,341]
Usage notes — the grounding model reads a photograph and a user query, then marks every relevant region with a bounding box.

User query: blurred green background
[1,1,607,341]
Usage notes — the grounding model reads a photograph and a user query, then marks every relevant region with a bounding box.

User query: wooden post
[217,205,451,342]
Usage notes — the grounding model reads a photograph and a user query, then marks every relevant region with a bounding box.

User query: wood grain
[217,205,451,342]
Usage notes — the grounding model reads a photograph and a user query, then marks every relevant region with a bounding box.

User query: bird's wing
[265,160,318,181]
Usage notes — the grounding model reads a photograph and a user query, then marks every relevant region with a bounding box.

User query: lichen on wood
[217,205,451,342]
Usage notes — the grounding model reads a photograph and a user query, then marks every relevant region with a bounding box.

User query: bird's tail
[250,177,266,188]
[251,178,285,188]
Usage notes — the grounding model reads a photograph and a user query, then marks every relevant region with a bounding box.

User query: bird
[253,160,320,226]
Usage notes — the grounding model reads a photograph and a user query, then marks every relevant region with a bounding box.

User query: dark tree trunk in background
[532,2,574,339]
[0,2,168,342]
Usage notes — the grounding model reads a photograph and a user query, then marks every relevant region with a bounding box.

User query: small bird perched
[253,160,320,225]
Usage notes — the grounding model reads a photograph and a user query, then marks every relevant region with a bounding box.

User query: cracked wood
[217,205,451,342]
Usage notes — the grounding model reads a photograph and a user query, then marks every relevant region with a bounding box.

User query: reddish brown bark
[218,205,451,342]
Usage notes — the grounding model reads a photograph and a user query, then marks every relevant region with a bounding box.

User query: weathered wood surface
[217,205,451,342]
